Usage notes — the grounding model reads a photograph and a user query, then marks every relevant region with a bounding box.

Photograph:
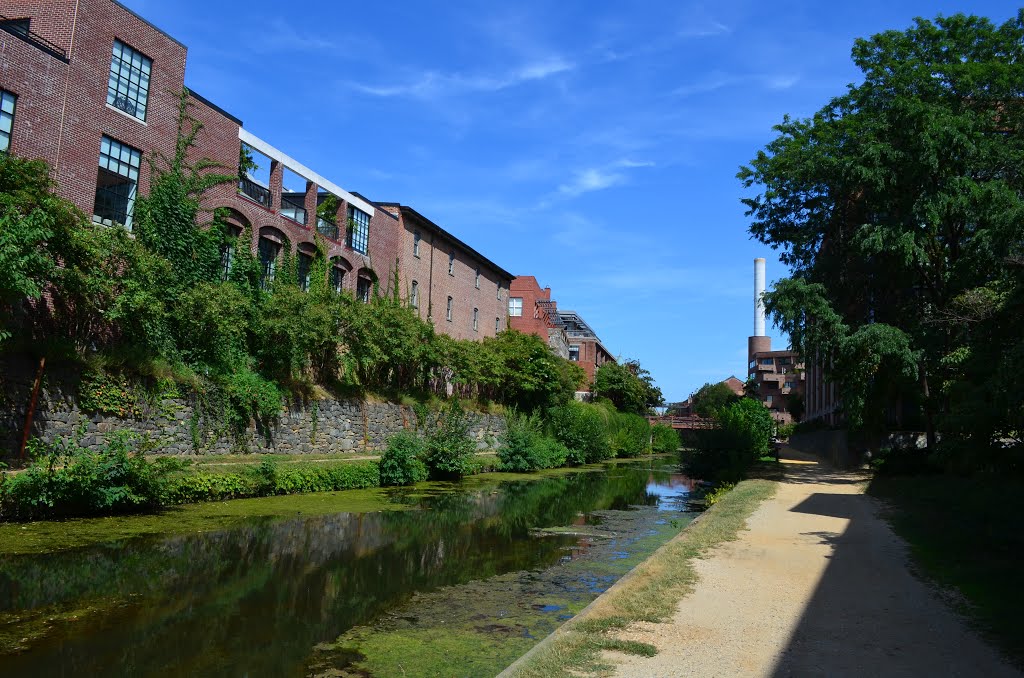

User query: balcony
[316,215,339,241]
[238,176,272,209]
[280,194,307,225]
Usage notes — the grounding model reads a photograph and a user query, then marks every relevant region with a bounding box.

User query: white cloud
[349,57,574,100]
[557,158,653,197]
[678,20,732,38]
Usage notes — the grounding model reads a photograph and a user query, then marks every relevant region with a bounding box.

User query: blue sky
[124,0,1021,403]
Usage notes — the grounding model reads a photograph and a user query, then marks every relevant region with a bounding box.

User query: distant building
[559,310,615,388]
[378,203,513,341]
[748,258,805,424]
[668,376,744,416]
[507,276,570,358]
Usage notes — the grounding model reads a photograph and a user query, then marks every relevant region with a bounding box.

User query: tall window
[448,251,455,275]
[347,205,370,254]
[411,280,419,308]
[107,40,151,121]
[446,296,453,322]
[413,231,421,256]
[331,265,345,294]
[93,136,141,230]
[357,277,372,303]
[0,90,15,153]
[496,283,501,300]
[508,297,523,317]
[569,345,580,362]
[219,227,241,281]
[495,317,500,333]
[475,268,480,288]
[258,238,280,289]
[473,308,478,332]
[297,252,312,291]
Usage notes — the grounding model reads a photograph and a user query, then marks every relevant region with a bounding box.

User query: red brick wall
[2,0,188,219]
[509,275,556,339]
[388,206,509,341]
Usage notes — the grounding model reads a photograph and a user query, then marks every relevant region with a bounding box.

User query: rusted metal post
[19,355,46,461]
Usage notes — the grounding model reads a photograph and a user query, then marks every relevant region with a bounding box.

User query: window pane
[93,136,141,230]
[107,39,152,121]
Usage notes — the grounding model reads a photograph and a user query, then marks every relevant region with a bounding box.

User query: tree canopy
[593,359,663,415]
[738,11,1024,462]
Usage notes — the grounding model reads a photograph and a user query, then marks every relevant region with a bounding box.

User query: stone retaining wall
[1,363,505,457]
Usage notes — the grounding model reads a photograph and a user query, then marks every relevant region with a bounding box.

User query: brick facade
[0,0,399,295]
[378,203,512,341]
[747,336,806,424]
[508,276,570,358]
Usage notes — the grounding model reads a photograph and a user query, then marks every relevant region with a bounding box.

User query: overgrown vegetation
[683,396,776,482]
[0,93,591,456]
[739,11,1024,470]
[0,432,381,520]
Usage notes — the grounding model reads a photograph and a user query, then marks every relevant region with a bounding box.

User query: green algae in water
[0,488,418,556]
[312,502,694,677]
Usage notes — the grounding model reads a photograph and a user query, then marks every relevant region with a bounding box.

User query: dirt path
[606,452,1021,677]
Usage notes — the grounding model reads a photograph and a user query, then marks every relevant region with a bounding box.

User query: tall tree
[738,12,1024,458]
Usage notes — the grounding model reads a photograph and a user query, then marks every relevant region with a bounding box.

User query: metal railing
[280,195,306,224]
[316,215,339,240]
[238,176,272,209]
[0,16,68,61]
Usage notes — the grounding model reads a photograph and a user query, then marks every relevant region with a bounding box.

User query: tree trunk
[920,365,937,452]
[19,355,46,461]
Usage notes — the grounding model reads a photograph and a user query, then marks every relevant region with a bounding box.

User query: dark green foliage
[379,430,428,486]
[0,432,184,520]
[163,461,379,504]
[739,11,1024,462]
[869,445,941,476]
[548,401,612,464]
[593,359,663,415]
[690,381,740,418]
[685,398,775,482]
[609,411,651,458]
[651,423,680,453]
[422,400,477,479]
[497,410,570,472]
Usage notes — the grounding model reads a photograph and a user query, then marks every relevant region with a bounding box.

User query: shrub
[499,411,570,472]
[422,400,477,479]
[685,398,775,482]
[379,430,428,486]
[548,401,611,464]
[609,412,651,458]
[0,432,178,520]
[651,423,680,453]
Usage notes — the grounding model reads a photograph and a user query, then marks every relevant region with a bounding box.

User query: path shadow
[768,454,1020,678]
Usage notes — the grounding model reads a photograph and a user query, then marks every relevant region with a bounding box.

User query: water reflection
[0,462,689,677]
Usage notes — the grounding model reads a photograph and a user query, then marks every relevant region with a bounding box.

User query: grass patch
[868,473,1024,668]
[503,478,776,677]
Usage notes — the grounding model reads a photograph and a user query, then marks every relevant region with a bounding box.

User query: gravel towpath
[606,452,1021,678]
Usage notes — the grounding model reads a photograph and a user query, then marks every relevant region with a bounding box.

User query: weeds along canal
[0,459,698,677]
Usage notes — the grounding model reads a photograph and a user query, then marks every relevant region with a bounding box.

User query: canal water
[0,460,697,677]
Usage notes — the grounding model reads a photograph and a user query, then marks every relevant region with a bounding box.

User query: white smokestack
[754,258,766,337]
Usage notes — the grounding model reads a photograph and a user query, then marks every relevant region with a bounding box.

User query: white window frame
[446,296,453,322]
[0,90,16,153]
[508,297,523,317]
[411,280,419,308]
[473,307,479,332]
[413,231,420,257]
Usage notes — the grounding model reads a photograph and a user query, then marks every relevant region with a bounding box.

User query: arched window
[448,251,455,276]
[473,307,479,332]
[446,296,453,322]
[475,267,480,288]
[411,280,419,308]
[257,227,286,290]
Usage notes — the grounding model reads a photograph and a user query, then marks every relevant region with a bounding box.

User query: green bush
[163,461,380,503]
[548,401,611,464]
[651,423,680,453]
[685,398,775,482]
[0,432,181,520]
[609,412,651,458]
[422,400,478,479]
[379,430,428,486]
[498,411,570,472]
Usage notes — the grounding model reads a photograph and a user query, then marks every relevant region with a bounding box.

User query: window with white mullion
[0,90,16,153]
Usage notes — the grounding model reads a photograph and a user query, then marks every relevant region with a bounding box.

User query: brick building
[377,203,513,341]
[747,336,805,425]
[507,276,570,358]
[559,310,615,388]
[0,0,398,298]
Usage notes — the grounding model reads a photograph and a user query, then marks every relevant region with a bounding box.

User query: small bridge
[648,415,715,430]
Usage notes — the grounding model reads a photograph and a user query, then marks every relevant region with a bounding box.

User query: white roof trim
[238,128,375,217]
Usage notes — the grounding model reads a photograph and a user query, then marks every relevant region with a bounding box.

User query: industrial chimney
[748,258,771,366]
[754,257,766,337]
